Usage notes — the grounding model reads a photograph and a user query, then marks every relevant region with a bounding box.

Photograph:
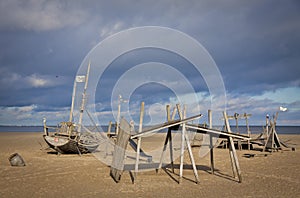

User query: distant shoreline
[0,125,299,134]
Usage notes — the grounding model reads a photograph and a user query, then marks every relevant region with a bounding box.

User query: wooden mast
[78,61,91,133]
[69,78,77,122]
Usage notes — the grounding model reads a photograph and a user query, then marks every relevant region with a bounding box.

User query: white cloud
[252,87,300,104]
[26,74,48,88]
[0,0,89,31]
[0,104,70,126]
[0,68,69,89]
[99,21,125,38]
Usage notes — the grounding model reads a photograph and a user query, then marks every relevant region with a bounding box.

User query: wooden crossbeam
[131,114,202,139]
[185,124,251,140]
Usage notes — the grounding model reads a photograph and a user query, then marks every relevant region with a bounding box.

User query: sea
[0,125,299,134]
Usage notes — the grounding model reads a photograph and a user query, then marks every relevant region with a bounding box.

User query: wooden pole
[43,118,48,136]
[69,79,77,122]
[171,106,177,120]
[265,114,269,137]
[134,102,144,179]
[234,113,239,133]
[166,105,171,122]
[223,111,242,183]
[78,61,91,133]
[107,121,112,137]
[208,110,214,174]
[244,113,251,150]
[166,105,174,172]
[182,105,199,183]
[177,104,184,183]
[157,104,174,173]
[116,95,121,136]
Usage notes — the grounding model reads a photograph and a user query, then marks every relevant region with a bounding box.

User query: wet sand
[0,132,299,197]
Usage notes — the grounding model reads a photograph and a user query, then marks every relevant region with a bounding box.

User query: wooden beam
[131,114,202,139]
[185,124,250,140]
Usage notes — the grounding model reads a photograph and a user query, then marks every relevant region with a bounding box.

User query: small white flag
[279,106,287,112]
[76,75,86,83]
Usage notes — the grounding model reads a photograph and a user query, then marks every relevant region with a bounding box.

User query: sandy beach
[0,132,299,198]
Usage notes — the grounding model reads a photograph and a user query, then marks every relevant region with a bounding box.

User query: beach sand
[0,132,299,197]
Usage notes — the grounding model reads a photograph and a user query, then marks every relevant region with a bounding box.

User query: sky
[0,0,299,127]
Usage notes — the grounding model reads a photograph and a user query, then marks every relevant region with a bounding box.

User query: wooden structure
[109,103,250,184]
[251,111,295,152]
[263,112,283,152]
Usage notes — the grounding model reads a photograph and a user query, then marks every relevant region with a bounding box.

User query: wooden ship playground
[42,62,295,185]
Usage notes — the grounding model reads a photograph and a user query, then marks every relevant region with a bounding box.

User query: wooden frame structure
[110,103,250,184]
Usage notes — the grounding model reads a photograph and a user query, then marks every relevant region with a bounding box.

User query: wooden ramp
[110,118,131,183]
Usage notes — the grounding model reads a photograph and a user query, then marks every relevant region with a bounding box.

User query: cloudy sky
[0,0,299,127]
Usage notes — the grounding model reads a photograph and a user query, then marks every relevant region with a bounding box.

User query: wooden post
[43,118,48,136]
[177,104,184,183]
[167,105,175,173]
[265,114,269,137]
[208,110,214,174]
[166,104,171,122]
[107,121,112,137]
[234,113,239,133]
[134,102,144,180]
[223,111,242,183]
[245,113,251,150]
[171,106,177,120]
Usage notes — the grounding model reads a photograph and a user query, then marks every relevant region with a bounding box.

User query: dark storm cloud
[0,0,299,125]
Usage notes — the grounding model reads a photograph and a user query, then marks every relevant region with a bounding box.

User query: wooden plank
[110,118,131,183]
[185,124,250,140]
[131,114,202,139]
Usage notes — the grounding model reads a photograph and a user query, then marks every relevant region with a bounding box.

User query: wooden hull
[43,135,99,154]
